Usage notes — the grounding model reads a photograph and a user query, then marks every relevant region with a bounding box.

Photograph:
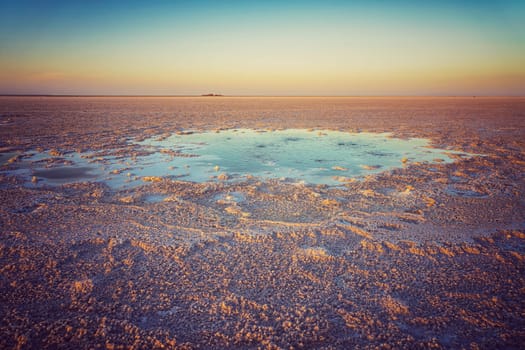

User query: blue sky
[1,0,524,95]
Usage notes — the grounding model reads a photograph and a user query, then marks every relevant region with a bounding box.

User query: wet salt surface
[0,152,16,165]
[33,167,97,181]
[446,186,489,198]
[142,194,170,203]
[1,129,472,189]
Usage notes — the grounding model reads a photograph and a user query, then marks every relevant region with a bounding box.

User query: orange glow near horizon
[1,1,524,95]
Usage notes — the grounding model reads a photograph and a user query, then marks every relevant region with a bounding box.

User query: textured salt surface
[0,97,523,349]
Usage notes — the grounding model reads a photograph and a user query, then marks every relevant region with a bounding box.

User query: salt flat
[0,96,524,349]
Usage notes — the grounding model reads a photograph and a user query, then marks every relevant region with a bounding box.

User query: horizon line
[1,94,524,98]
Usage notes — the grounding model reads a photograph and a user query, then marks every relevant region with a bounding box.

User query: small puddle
[33,167,97,181]
[0,152,17,166]
[446,186,489,198]
[1,129,475,189]
[142,194,169,203]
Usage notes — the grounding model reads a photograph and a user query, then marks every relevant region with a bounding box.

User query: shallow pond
[1,129,469,188]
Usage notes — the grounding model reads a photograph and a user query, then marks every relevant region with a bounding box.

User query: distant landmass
[201,93,223,96]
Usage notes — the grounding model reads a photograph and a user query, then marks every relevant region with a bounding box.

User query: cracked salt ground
[1,97,524,349]
[1,129,473,189]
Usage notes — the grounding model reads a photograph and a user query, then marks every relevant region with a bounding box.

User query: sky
[0,0,524,96]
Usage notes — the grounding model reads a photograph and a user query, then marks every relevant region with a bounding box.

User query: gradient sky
[1,0,524,95]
